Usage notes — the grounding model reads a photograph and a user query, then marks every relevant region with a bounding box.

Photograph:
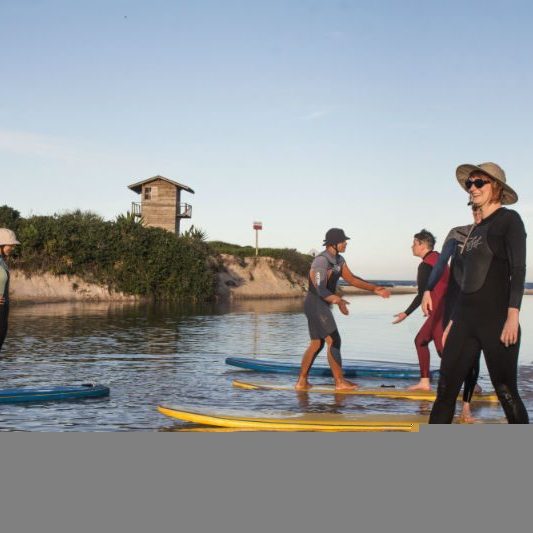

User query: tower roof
[128,175,195,194]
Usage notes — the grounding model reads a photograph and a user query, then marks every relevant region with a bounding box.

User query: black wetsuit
[0,255,9,353]
[428,226,472,325]
[404,257,433,316]
[429,208,529,423]
[427,225,481,403]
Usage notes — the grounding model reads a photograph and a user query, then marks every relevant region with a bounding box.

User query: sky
[1,0,533,279]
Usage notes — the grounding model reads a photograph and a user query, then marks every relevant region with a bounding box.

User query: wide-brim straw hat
[0,228,20,246]
[456,162,518,205]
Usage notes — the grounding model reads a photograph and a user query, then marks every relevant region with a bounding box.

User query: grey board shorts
[304,293,337,340]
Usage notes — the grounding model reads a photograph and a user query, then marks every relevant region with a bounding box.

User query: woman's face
[467,172,494,207]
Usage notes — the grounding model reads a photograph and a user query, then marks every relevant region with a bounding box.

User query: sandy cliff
[216,254,307,299]
[11,260,526,303]
[8,255,308,303]
[9,270,137,303]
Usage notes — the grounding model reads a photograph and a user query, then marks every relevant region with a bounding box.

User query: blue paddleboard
[0,383,110,404]
[225,357,439,379]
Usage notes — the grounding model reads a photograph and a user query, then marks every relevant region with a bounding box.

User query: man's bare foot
[334,379,359,391]
[295,378,312,390]
[408,378,431,391]
[408,384,432,391]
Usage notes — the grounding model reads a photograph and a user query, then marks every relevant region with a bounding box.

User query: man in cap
[296,228,391,391]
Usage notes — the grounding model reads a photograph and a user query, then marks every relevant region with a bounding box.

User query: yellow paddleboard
[172,427,361,433]
[157,405,423,432]
[232,380,499,403]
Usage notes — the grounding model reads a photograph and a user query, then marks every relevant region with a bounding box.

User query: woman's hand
[500,309,520,347]
[421,291,432,317]
[392,312,407,324]
[374,286,391,299]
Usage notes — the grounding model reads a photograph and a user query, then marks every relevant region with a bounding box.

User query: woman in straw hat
[429,163,529,423]
[0,228,20,353]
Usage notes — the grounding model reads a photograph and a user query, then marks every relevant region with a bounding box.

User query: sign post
[253,221,263,256]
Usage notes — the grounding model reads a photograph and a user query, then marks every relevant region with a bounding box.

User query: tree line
[0,205,312,300]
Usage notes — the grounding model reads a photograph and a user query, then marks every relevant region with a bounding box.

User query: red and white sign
[253,221,263,230]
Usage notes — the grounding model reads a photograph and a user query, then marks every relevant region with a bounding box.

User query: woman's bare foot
[295,378,312,390]
[460,404,478,424]
[334,379,359,391]
[408,378,431,391]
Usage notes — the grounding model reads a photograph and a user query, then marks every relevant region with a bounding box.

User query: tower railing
[178,203,192,218]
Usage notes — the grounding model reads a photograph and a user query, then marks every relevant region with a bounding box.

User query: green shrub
[0,206,215,301]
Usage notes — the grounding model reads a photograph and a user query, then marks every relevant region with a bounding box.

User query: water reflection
[0,296,531,431]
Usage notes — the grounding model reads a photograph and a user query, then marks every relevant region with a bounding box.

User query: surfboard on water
[225,357,439,380]
[157,404,423,432]
[173,427,308,432]
[232,379,499,403]
[0,383,110,404]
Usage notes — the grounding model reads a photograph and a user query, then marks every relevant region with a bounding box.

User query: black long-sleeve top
[404,261,433,316]
[459,207,527,311]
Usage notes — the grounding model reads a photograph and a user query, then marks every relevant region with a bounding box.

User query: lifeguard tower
[128,175,194,235]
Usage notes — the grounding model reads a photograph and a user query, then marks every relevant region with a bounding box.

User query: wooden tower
[128,175,194,235]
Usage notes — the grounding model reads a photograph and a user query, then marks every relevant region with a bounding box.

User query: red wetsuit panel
[415,251,449,378]
[424,251,449,307]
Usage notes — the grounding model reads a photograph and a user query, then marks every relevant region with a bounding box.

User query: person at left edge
[296,228,391,391]
[0,228,20,354]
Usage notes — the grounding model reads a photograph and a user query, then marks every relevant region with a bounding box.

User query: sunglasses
[465,178,491,190]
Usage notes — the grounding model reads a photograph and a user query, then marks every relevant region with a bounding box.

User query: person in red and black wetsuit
[393,229,449,391]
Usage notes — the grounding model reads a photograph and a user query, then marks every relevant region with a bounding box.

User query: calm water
[1,295,532,431]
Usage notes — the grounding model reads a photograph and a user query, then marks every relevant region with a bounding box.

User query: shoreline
[13,288,533,305]
[9,268,533,304]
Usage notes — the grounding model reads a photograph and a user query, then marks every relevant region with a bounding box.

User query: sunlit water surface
[1,295,532,431]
